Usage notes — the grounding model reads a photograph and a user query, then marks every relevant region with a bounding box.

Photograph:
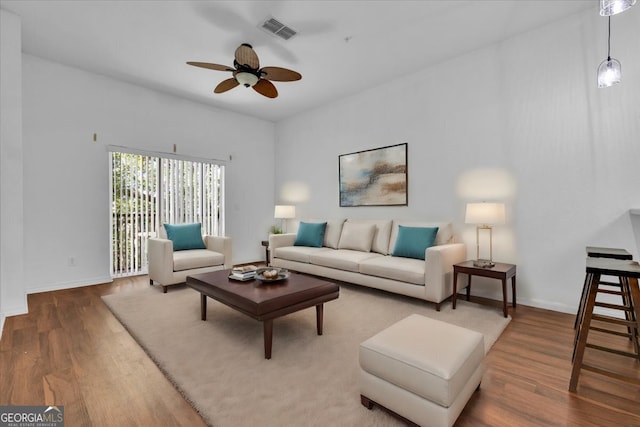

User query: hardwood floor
[1,276,638,426]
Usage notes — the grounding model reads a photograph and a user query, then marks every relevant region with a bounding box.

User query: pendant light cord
[607,16,611,61]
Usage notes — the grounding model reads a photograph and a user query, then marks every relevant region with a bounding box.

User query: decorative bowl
[255,267,289,283]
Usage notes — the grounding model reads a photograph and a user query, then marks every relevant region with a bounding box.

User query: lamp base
[473,259,495,268]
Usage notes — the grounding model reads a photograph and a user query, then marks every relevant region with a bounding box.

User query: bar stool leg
[625,276,640,358]
[574,272,592,329]
[570,272,600,391]
[618,275,635,341]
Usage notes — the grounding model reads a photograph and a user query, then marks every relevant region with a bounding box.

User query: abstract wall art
[339,143,408,207]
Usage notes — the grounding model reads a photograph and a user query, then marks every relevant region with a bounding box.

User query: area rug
[102,283,510,426]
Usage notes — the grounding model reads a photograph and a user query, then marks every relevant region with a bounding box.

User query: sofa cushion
[310,249,383,273]
[391,225,439,260]
[390,220,453,250]
[274,246,331,264]
[338,222,376,252]
[345,219,393,254]
[164,223,206,251]
[324,219,346,249]
[359,255,425,285]
[294,221,327,247]
[173,249,224,271]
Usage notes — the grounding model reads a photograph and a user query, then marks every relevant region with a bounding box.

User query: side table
[261,240,270,266]
[453,260,517,318]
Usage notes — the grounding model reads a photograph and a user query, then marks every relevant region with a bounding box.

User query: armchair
[148,224,232,293]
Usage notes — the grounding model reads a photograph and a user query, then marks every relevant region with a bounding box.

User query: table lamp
[274,205,296,233]
[465,202,506,268]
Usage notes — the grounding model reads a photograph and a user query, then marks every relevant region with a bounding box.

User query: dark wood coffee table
[186,270,339,359]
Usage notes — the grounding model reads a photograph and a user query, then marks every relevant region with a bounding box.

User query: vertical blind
[110,150,225,277]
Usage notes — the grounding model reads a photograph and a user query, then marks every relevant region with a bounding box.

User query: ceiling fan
[187,43,302,98]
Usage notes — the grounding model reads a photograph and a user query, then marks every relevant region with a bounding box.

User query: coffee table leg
[264,319,273,359]
[316,304,324,335]
[200,293,207,321]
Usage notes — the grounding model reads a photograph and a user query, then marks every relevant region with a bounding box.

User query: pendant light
[597,17,622,88]
[600,0,636,16]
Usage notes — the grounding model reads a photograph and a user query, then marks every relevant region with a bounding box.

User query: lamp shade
[465,203,506,225]
[600,0,636,16]
[597,57,622,88]
[274,205,296,219]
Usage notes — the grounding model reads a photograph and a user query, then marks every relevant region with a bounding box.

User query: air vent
[260,16,297,41]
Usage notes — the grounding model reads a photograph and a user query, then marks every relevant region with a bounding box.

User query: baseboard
[27,275,113,295]
[518,297,576,315]
[464,289,577,315]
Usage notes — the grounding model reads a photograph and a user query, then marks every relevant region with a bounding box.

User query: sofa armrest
[205,235,233,268]
[424,243,467,303]
[148,237,174,284]
[268,233,296,250]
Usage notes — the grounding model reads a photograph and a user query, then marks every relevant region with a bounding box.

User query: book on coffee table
[230,265,257,280]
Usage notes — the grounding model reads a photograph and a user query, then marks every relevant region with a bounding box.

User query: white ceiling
[1,0,596,122]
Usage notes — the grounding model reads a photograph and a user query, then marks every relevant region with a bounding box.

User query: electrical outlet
[68,256,76,267]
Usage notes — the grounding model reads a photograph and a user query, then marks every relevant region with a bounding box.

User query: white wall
[0,9,27,334]
[21,54,275,293]
[275,9,640,313]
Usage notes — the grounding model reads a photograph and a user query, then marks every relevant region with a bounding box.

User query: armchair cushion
[164,223,206,251]
[173,249,225,271]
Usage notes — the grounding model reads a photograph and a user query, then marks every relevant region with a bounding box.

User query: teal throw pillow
[294,222,327,248]
[391,226,439,260]
[164,223,206,251]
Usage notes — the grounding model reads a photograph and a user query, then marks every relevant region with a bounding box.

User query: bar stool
[574,247,633,330]
[569,257,640,392]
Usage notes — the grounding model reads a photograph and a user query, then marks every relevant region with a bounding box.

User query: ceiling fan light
[597,57,622,88]
[600,0,636,16]
[235,72,259,87]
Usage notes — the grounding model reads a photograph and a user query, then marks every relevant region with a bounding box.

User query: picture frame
[338,143,408,207]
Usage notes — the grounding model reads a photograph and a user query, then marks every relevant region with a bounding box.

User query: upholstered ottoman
[359,314,484,427]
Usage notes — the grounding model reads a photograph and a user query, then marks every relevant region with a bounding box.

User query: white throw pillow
[345,219,393,254]
[324,219,346,249]
[338,222,376,252]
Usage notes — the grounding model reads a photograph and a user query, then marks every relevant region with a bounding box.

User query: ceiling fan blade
[259,66,302,82]
[253,79,278,98]
[235,44,260,69]
[214,78,240,94]
[187,62,235,72]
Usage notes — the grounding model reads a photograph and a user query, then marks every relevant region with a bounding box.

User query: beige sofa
[269,219,466,310]
[148,226,232,293]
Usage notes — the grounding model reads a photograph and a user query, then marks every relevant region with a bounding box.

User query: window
[110,150,225,277]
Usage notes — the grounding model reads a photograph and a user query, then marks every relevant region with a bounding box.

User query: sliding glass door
[110,150,224,277]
